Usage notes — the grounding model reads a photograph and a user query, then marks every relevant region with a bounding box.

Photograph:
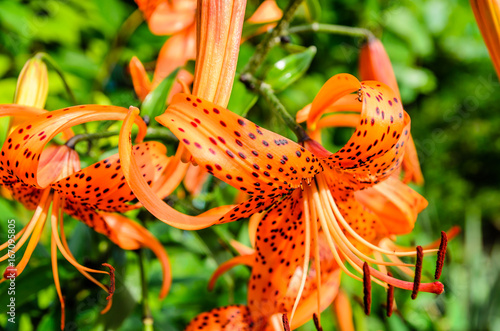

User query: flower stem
[288,23,374,40]
[65,127,177,148]
[65,130,120,149]
[35,52,78,105]
[138,248,154,331]
[240,73,308,142]
[242,0,305,75]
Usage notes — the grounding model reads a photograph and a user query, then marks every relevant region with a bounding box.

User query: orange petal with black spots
[119,107,235,230]
[52,141,169,213]
[158,94,323,199]
[185,305,253,331]
[0,104,147,189]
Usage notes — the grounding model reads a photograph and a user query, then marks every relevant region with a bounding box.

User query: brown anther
[282,313,291,331]
[386,272,394,317]
[313,313,323,331]
[434,231,448,280]
[103,263,116,301]
[3,266,17,279]
[363,262,371,315]
[411,246,423,300]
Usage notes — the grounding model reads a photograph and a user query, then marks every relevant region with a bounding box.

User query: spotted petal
[158,94,323,199]
[53,141,169,213]
[0,104,147,189]
[185,305,253,331]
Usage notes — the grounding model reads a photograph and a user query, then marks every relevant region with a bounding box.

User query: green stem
[35,52,78,105]
[65,130,120,149]
[242,0,305,75]
[241,73,308,142]
[94,9,144,90]
[288,23,374,40]
[138,249,154,331]
[65,127,177,148]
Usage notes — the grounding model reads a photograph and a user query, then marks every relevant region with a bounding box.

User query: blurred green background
[0,0,499,330]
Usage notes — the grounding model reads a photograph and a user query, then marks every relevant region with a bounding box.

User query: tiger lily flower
[242,0,283,43]
[119,73,448,330]
[359,36,424,185]
[0,103,173,329]
[471,0,500,78]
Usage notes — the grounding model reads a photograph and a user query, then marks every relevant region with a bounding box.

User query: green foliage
[0,0,499,330]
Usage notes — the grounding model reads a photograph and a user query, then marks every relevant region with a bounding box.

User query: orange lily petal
[208,253,255,291]
[118,107,234,230]
[185,305,253,331]
[0,104,147,189]
[355,176,428,236]
[401,135,424,184]
[153,24,197,86]
[471,0,500,78]
[129,56,152,101]
[315,79,410,191]
[247,190,306,319]
[332,289,355,331]
[158,94,323,198]
[101,213,171,298]
[247,0,282,24]
[52,141,169,213]
[145,0,196,35]
[307,74,361,130]
[183,163,209,195]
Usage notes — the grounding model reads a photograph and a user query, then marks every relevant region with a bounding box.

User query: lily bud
[471,0,500,78]
[193,0,247,107]
[359,37,401,98]
[14,57,49,108]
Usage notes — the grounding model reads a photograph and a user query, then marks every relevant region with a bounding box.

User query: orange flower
[359,37,424,185]
[135,0,196,36]
[471,0,500,78]
[0,104,174,329]
[119,73,448,329]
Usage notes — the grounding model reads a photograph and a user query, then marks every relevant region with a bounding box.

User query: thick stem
[242,0,305,75]
[288,23,374,40]
[240,73,308,142]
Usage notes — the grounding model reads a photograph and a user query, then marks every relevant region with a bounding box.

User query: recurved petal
[52,142,169,213]
[130,56,152,101]
[307,74,361,130]
[355,176,428,236]
[158,94,323,198]
[0,104,147,189]
[185,305,253,331]
[319,80,410,191]
[401,135,424,185]
[100,213,171,298]
[118,107,235,230]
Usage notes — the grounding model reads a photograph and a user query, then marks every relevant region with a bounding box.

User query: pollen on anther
[412,246,424,300]
[363,262,371,315]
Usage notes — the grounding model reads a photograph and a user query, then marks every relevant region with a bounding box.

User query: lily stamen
[411,246,424,300]
[435,231,448,280]
[387,271,394,317]
[313,313,323,331]
[363,262,372,315]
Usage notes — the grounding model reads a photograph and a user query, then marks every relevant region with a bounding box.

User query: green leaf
[265,46,317,92]
[141,68,180,121]
[303,0,322,22]
[227,75,258,116]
